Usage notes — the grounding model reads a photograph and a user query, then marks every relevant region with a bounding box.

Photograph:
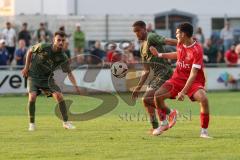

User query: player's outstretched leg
[193,89,211,138]
[142,89,159,132]
[28,92,37,131]
[52,92,76,130]
[153,86,176,136]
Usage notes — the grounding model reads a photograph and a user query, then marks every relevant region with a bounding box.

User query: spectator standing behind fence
[88,40,105,65]
[59,26,71,38]
[73,23,85,56]
[2,22,16,64]
[18,22,31,47]
[122,42,136,63]
[220,21,234,52]
[194,27,205,45]
[0,39,9,66]
[224,44,238,67]
[15,40,27,66]
[204,39,222,63]
[106,43,117,62]
[129,42,141,61]
[36,22,51,43]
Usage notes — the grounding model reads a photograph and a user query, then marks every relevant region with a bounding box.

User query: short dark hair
[177,22,193,37]
[132,20,146,28]
[54,31,66,37]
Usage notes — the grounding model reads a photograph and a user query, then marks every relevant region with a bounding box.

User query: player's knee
[142,97,151,107]
[54,92,64,102]
[154,92,165,101]
[197,93,208,104]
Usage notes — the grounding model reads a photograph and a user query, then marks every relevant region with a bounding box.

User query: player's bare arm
[21,48,33,77]
[149,46,177,59]
[177,67,199,101]
[132,63,150,100]
[67,72,82,94]
[164,38,178,46]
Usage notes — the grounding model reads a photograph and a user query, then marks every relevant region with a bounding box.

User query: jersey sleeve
[31,43,43,53]
[148,33,166,46]
[192,47,204,69]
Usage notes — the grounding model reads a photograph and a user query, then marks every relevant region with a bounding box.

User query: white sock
[201,128,208,133]
[160,120,168,126]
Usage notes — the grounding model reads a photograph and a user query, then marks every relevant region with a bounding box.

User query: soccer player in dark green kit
[131,21,178,135]
[22,31,81,131]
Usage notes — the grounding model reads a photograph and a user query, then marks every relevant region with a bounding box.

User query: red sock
[156,108,167,121]
[200,113,209,129]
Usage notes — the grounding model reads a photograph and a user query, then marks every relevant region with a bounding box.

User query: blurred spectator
[224,44,238,67]
[111,50,123,63]
[59,25,65,32]
[36,22,51,43]
[122,42,136,63]
[220,21,234,52]
[88,40,105,64]
[106,43,117,62]
[63,39,71,58]
[18,22,31,47]
[204,39,222,63]
[2,22,16,64]
[146,23,155,33]
[210,32,225,63]
[128,42,141,60]
[59,25,71,38]
[73,23,85,56]
[0,39,9,66]
[194,27,205,45]
[15,39,27,66]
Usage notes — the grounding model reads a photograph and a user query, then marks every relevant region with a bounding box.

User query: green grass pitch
[0,92,240,160]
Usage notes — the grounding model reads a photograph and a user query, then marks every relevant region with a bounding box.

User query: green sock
[28,101,35,123]
[150,115,159,129]
[58,100,68,122]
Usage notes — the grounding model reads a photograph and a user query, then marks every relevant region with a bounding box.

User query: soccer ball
[111,62,128,78]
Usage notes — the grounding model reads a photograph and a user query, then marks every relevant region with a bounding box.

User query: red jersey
[171,41,205,84]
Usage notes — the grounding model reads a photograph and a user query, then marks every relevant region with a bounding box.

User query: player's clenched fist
[149,46,163,58]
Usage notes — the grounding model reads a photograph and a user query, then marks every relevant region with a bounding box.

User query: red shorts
[162,79,205,101]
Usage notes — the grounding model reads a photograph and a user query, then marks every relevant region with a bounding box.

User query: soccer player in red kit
[149,22,211,138]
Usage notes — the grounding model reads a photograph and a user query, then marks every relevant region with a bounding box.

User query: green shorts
[27,77,61,96]
[147,63,173,90]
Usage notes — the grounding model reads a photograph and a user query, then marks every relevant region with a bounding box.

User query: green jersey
[141,33,167,63]
[29,43,71,79]
[140,33,173,89]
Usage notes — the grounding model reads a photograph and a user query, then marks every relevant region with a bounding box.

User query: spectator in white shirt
[220,21,234,52]
[2,22,16,64]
